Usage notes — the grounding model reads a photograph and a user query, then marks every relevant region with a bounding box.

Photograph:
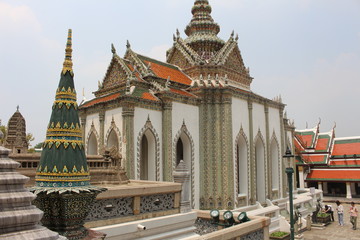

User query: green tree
[26,133,35,147]
[0,125,6,145]
[34,142,44,149]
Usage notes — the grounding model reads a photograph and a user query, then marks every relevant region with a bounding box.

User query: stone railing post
[173,160,191,213]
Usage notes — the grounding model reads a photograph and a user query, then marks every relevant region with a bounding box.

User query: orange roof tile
[297,134,314,148]
[141,92,158,101]
[306,169,360,181]
[332,140,360,156]
[170,88,195,97]
[329,159,360,167]
[80,92,121,108]
[315,137,330,151]
[301,154,327,164]
[143,60,192,86]
[294,138,305,152]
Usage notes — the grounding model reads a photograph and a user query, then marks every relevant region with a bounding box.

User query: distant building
[4,106,28,154]
[295,123,360,198]
[79,0,294,210]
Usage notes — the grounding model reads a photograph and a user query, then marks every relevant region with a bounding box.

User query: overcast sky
[1,0,359,146]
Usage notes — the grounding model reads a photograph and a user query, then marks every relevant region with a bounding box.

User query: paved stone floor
[302,199,360,240]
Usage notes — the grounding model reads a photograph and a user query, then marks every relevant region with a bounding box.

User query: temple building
[79,0,295,210]
[295,123,360,199]
[4,106,28,154]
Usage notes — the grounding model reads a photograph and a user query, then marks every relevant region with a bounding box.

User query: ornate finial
[235,34,239,42]
[173,34,176,42]
[231,30,234,38]
[111,43,116,54]
[126,40,131,49]
[165,76,171,90]
[126,78,131,95]
[62,29,73,76]
[224,74,228,85]
[16,105,19,112]
[176,28,180,38]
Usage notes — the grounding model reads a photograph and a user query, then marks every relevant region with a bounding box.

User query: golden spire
[62,29,73,75]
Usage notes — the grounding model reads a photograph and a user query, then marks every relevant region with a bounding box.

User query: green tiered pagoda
[34,30,93,190]
[32,29,105,240]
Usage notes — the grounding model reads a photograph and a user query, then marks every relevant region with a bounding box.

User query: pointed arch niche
[173,121,195,208]
[105,118,122,152]
[234,127,249,207]
[136,118,160,181]
[255,131,266,203]
[270,133,280,199]
[86,122,100,155]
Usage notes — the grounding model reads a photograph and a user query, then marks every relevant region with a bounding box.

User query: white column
[318,182,323,191]
[298,166,305,188]
[346,182,352,199]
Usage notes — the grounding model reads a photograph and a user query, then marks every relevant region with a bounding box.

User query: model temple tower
[32,29,105,240]
[79,0,295,210]
[4,106,28,154]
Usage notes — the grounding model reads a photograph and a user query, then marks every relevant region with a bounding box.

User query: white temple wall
[268,107,281,141]
[104,108,123,134]
[172,101,200,209]
[134,107,163,180]
[231,97,250,140]
[252,103,266,138]
[85,113,100,137]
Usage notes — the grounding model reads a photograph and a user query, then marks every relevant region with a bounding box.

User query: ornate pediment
[102,57,132,90]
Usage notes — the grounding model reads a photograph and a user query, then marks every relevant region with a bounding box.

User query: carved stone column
[248,99,255,205]
[265,104,271,199]
[99,110,105,150]
[279,107,287,198]
[162,99,173,181]
[122,103,135,179]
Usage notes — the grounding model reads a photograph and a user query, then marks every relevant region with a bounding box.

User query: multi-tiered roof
[295,124,360,182]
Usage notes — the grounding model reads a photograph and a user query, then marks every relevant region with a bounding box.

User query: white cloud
[0,2,41,32]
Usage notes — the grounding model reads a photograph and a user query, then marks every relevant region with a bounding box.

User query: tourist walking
[335,200,344,226]
[350,202,358,230]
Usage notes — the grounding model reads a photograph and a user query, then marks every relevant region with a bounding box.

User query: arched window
[87,132,98,155]
[255,137,265,203]
[176,138,184,167]
[140,129,156,181]
[270,139,280,193]
[237,135,248,196]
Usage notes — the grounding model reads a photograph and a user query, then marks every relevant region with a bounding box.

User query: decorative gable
[167,48,193,70]
[223,47,247,74]
[102,60,128,89]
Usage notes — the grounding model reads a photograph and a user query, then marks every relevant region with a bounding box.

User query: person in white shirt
[336,200,344,226]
